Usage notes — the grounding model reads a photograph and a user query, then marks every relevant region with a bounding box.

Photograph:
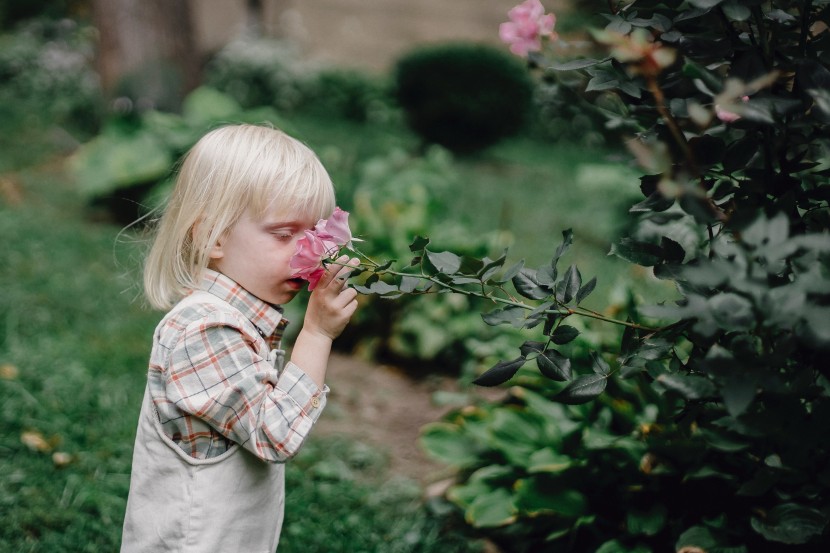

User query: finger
[318,256,350,289]
[332,257,359,285]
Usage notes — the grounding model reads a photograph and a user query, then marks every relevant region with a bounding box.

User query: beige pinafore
[121,292,286,553]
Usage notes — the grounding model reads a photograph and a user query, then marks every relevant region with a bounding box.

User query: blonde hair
[143,124,335,309]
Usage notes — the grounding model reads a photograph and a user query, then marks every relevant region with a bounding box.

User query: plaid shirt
[147,269,327,461]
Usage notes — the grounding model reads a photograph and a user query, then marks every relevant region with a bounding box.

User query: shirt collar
[199,269,287,340]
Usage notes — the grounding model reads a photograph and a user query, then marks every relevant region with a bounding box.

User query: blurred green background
[0,1,668,551]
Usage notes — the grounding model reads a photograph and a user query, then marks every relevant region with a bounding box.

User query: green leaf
[520,341,545,357]
[498,259,525,283]
[464,488,517,528]
[751,503,828,544]
[353,281,399,296]
[478,251,507,281]
[549,58,605,71]
[551,325,580,345]
[610,238,665,266]
[481,305,526,326]
[553,374,607,404]
[590,351,611,375]
[408,236,430,252]
[627,505,667,536]
[657,373,715,400]
[398,275,421,294]
[537,349,572,382]
[420,423,481,467]
[553,229,574,267]
[555,264,582,303]
[527,448,573,474]
[426,250,462,274]
[720,373,757,417]
[709,293,755,331]
[473,357,527,387]
[182,86,242,124]
[70,130,173,198]
[676,525,719,550]
[575,276,597,304]
[687,0,725,8]
[514,478,587,517]
[512,269,550,300]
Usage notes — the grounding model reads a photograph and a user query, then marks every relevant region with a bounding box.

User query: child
[121,124,359,552]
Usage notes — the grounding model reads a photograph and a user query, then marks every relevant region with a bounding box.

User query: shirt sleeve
[165,311,327,463]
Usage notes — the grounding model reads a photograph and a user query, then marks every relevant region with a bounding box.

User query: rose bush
[313,0,830,550]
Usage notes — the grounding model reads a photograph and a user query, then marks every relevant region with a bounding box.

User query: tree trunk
[91,0,200,111]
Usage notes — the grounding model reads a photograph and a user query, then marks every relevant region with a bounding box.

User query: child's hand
[302,255,359,341]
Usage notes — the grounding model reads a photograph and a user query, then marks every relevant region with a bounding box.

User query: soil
[314,353,471,484]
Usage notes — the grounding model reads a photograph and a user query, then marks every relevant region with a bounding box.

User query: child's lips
[287,278,305,289]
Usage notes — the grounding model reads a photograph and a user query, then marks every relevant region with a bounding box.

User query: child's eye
[272,230,295,241]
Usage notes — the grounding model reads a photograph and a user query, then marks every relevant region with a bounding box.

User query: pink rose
[290,230,331,290]
[314,206,353,247]
[290,207,359,290]
[499,0,557,56]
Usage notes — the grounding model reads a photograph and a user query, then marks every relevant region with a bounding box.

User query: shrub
[401,0,830,551]
[393,43,534,154]
[204,36,312,112]
[302,69,395,123]
[0,18,102,137]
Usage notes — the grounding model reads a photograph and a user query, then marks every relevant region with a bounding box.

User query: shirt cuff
[276,361,329,420]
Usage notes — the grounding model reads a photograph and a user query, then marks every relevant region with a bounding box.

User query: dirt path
[315,353,474,483]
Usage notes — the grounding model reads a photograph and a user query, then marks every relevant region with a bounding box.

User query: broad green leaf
[464,488,517,528]
[420,422,481,467]
[751,503,828,544]
[515,477,587,517]
[489,409,548,466]
[597,540,653,553]
[555,264,582,303]
[553,374,607,404]
[182,86,242,124]
[687,0,724,8]
[627,505,667,536]
[527,448,573,474]
[473,357,526,387]
[722,0,751,21]
[512,268,550,300]
[426,250,462,274]
[537,349,572,381]
[70,130,173,198]
[676,525,719,550]
[551,325,580,345]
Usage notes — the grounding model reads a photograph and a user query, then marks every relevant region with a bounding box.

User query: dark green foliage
[393,43,534,154]
[414,0,830,551]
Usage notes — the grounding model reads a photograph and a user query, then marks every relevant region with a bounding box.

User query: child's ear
[192,220,224,260]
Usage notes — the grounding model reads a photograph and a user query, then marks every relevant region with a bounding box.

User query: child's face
[209,206,318,305]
